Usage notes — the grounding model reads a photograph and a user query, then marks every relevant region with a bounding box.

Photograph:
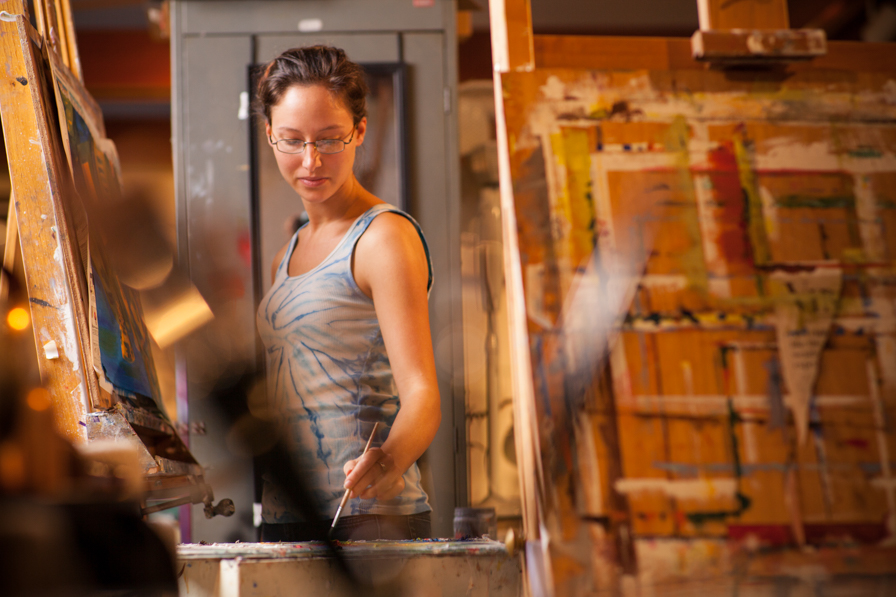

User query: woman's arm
[343,212,441,500]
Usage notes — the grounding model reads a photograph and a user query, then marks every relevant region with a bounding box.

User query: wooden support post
[57,0,82,81]
[488,0,534,73]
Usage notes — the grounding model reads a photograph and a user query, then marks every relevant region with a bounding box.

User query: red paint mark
[705,143,755,275]
[843,438,870,450]
[674,510,687,526]
[729,523,887,546]
[238,232,252,268]
[413,0,434,6]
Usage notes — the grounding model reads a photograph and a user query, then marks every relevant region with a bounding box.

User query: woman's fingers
[344,448,402,500]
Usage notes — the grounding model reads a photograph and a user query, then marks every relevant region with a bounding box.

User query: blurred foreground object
[0,272,177,596]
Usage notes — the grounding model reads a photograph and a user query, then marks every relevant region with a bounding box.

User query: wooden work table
[176,539,522,597]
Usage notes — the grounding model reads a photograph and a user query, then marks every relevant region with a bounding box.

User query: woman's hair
[254,45,368,125]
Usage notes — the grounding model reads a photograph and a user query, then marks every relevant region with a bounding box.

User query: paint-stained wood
[0,10,95,442]
[488,0,533,73]
[534,36,896,74]
[691,29,827,63]
[57,0,81,80]
[494,9,896,593]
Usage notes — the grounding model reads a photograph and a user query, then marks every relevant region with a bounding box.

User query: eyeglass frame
[268,127,357,155]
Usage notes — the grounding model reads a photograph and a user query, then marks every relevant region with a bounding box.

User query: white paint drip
[59,301,80,373]
[237,91,249,121]
[540,76,567,102]
[707,278,732,299]
[693,173,725,277]
[733,350,759,465]
[638,275,689,290]
[43,340,59,359]
[615,478,738,500]
[0,10,21,21]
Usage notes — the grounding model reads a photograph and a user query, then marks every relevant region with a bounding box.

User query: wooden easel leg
[488,0,534,73]
[1,194,17,303]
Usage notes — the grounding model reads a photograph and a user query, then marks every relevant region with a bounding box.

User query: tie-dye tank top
[256,204,433,523]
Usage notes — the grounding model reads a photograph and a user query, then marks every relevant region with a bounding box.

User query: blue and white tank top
[256,204,433,523]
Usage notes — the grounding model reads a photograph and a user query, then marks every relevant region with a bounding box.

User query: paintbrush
[329,422,379,539]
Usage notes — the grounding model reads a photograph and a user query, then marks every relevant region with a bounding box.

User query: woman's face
[266,83,366,205]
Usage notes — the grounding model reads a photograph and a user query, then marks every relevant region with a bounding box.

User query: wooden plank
[488,0,533,73]
[30,0,47,38]
[535,36,896,74]
[697,0,790,30]
[42,0,68,68]
[691,28,827,63]
[0,11,95,443]
[57,0,81,80]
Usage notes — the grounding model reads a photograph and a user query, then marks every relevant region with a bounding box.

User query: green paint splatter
[662,115,708,292]
[775,195,854,209]
[683,400,751,527]
[849,147,883,159]
[734,133,772,266]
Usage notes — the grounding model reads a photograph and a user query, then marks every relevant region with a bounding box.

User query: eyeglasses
[269,127,356,155]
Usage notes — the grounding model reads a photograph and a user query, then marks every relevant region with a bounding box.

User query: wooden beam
[534,36,892,73]
[697,0,790,30]
[488,0,534,73]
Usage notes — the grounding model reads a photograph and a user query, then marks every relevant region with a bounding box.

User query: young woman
[254,46,440,541]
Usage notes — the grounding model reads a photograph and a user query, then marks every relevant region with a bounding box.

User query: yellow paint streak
[663,116,708,292]
[733,131,772,265]
[553,127,596,269]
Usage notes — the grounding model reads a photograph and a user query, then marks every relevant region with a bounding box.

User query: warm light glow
[26,388,52,412]
[6,307,30,331]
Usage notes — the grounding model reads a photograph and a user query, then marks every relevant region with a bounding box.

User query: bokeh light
[7,307,30,331]
[26,388,52,412]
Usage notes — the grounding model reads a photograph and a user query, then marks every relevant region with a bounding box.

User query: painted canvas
[498,42,896,595]
[48,50,164,412]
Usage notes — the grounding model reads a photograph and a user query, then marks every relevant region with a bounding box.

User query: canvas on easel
[1,0,224,515]
[490,0,896,594]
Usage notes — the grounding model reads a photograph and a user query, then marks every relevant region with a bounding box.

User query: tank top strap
[274,230,301,282]
[346,204,433,293]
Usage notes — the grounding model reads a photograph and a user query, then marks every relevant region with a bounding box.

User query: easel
[491,0,896,595]
[1,0,227,518]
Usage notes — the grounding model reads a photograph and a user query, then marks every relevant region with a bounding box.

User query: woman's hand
[343,447,406,501]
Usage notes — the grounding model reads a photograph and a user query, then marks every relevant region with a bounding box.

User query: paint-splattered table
[177,539,522,596]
